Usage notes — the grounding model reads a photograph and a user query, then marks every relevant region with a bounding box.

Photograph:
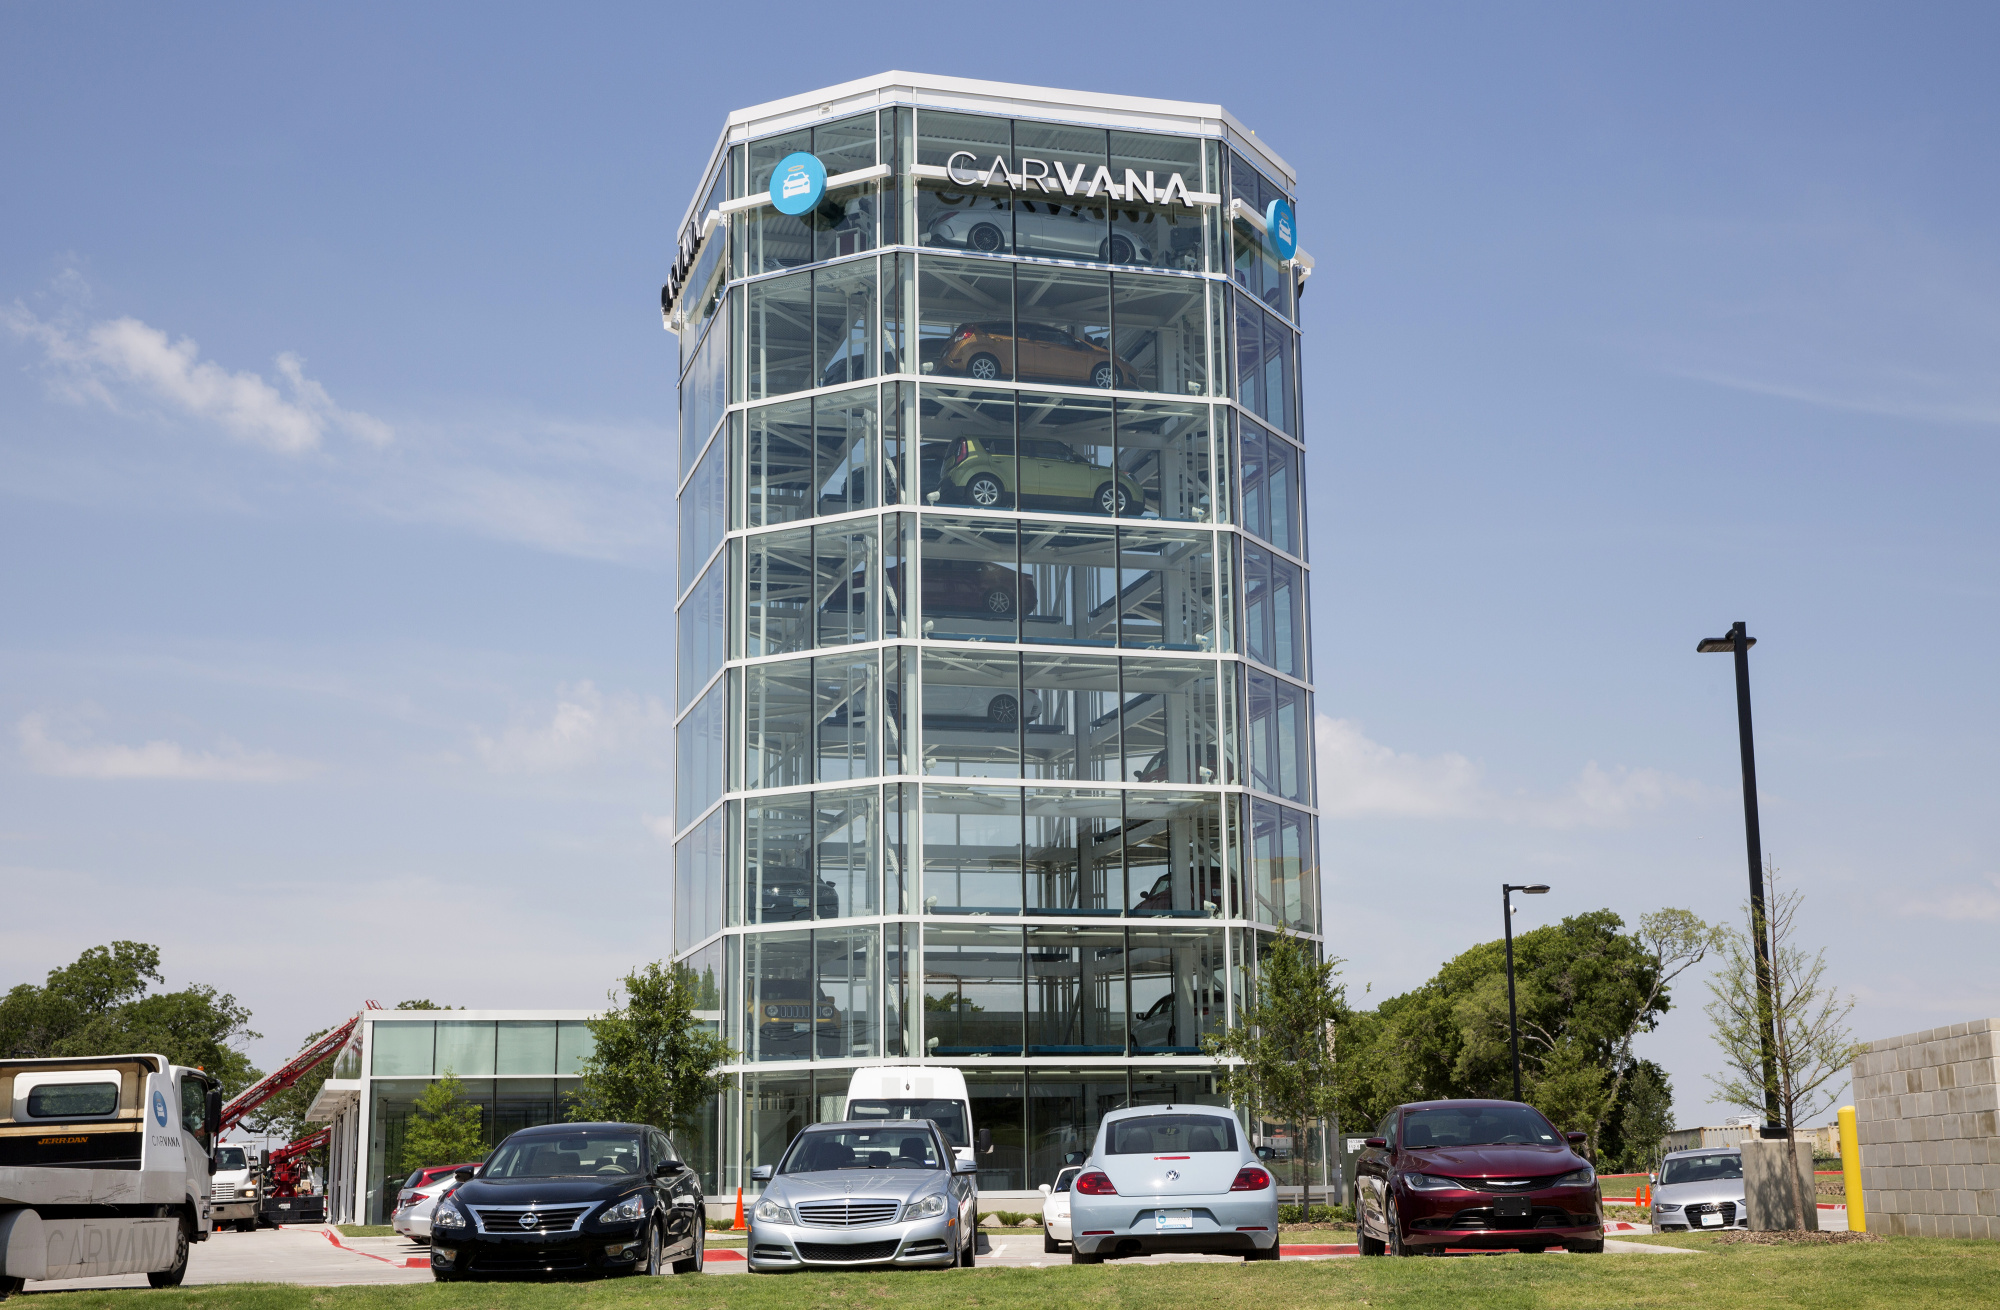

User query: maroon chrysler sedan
[1353,1100,1602,1256]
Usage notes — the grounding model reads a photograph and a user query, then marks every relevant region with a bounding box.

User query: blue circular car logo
[152,1090,168,1127]
[1265,198,1297,260]
[769,152,828,217]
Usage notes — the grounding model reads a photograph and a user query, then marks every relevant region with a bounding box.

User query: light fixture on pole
[1698,621,1784,1137]
[1502,883,1550,1102]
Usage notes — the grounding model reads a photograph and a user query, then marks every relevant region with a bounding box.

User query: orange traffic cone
[733,1186,746,1231]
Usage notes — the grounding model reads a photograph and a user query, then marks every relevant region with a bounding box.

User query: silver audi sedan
[746,1120,979,1272]
[1067,1104,1279,1263]
[1651,1148,1749,1231]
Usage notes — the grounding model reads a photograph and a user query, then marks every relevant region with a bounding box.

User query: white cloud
[3,303,391,454]
[642,815,676,844]
[1896,874,2000,924]
[1315,713,1708,828]
[17,712,316,782]
[475,682,672,774]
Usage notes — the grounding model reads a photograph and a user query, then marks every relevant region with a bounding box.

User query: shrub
[1278,1203,1352,1225]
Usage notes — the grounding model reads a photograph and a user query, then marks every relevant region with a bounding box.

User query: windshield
[214,1147,248,1172]
[781,1127,942,1173]
[1400,1105,1561,1149]
[1106,1114,1238,1154]
[483,1132,642,1179]
[1662,1154,1743,1185]
[846,1098,969,1148]
[1053,1167,1081,1193]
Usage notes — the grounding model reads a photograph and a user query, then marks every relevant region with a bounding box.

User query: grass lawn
[333,1227,396,1238]
[25,1236,1999,1309]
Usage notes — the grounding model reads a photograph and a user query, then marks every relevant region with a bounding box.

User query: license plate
[1156,1209,1194,1230]
[1699,1211,1722,1227]
[1493,1197,1531,1220]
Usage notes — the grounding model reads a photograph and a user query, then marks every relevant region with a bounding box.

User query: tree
[1705,864,1861,1228]
[0,942,262,1095]
[1586,910,1724,1153]
[395,1000,456,1010]
[568,961,732,1135]
[1204,931,1344,1212]
[1606,1061,1675,1173]
[402,1072,486,1169]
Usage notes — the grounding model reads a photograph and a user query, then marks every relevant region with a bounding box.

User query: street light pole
[1501,883,1549,1102]
[1698,621,1783,1133]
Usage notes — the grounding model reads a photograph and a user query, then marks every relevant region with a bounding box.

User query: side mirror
[454,1169,475,1184]
[977,1127,993,1155]
[1364,1137,1387,1149]
[1565,1132,1587,1145]
[751,1165,773,1182]
[204,1086,223,1139]
[655,1159,683,1177]
[953,1157,978,1175]
[1038,1183,1052,1195]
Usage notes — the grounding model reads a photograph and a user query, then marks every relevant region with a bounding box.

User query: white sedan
[391,1174,465,1243]
[1039,1166,1082,1252]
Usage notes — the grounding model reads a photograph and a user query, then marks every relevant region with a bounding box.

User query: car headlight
[1555,1165,1596,1187]
[907,1193,949,1219]
[1654,1203,1682,1213]
[604,1195,646,1223]
[1402,1172,1461,1191]
[753,1198,792,1224]
[432,1204,467,1230]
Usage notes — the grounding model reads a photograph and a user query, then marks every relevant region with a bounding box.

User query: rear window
[27,1082,118,1117]
[1105,1114,1237,1154]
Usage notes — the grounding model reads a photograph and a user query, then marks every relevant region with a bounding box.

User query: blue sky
[3,2,1994,1129]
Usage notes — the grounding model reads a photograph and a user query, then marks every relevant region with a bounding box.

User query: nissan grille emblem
[1165,1169,1180,1182]
[519,1211,538,1230]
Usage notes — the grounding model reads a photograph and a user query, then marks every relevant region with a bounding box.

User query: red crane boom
[218,1011,365,1136]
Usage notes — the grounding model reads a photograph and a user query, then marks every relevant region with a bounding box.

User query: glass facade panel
[744,129,813,275]
[1118,398,1212,524]
[1127,925,1227,1054]
[923,383,1016,508]
[814,522,878,648]
[814,786,879,919]
[1117,527,1216,650]
[921,783,1022,914]
[1121,790,1225,917]
[922,924,1024,1055]
[676,678,727,829]
[922,649,1019,776]
[1021,654,1120,781]
[1112,273,1207,397]
[496,1021,557,1076]
[1013,266,1114,389]
[1026,924,1126,1055]
[741,658,812,790]
[1229,150,1293,317]
[744,399,813,528]
[917,255,1014,383]
[812,113,880,264]
[966,1070,1027,1191]
[814,387,877,514]
[740,525,813,656]
[1243,668,1311,805]
[745,795,815,925]
[916,111,1014,255]
[1024,786,1122,912]
[1109,131,1209,272]
[1029,1072,1128,1181]
[816,923,880,1059]
[680,314,727,480]
[746,269,814,400]
[679,436,727,593]
[435,1021,495,1077]
[1234,294,1297,436]
[370,1022,433,1076]
[920,516,1020,642]
[814,260,879,390]
[1010,120,1110,263]
[1019,520,1118,645]
[1237,416,1301,555]
[556,1020,595,1075]
[1242,542,1306,679]
[1248,797,1316,931]
[676,556,726,710]
[814,652,878,781]
[675,804,727,953]
[1119,657,1221,786]
[1017,391,1119,516]
[746,929,815,1063]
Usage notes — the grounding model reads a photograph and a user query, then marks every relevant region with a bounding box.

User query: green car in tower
[940,435,1145,516]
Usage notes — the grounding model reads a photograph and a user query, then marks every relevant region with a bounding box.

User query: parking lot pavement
[23,1225,435,1293]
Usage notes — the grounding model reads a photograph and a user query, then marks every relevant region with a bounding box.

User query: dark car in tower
[1352,1099,1603,1256]
[428,1122,706,1280]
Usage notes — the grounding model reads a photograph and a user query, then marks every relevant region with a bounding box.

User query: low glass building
[666,73,1320,1202]
[308,1009,598,1224]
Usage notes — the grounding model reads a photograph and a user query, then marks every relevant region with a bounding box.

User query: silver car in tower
[1067,1104,1279,1262]
[747,1120,979,1272]
[1651,1147,1749,1231]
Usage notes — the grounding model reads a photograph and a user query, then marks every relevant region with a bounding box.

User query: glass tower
[667,74,1318,1199]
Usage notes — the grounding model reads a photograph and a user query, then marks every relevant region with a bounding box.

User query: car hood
[1404,1144,1586,1181]
[452,1176,638,1207]
[767,1168,949,1202]
[1655,1180,1745,1205]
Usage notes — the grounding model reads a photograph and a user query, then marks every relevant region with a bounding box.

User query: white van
[840,1067,990,1171]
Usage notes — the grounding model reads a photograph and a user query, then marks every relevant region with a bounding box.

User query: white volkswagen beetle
[1039,1166,1081,1252]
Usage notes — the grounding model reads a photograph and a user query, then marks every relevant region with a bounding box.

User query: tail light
[1073,1171,1118,1196]
[954,328,976,342]
[1230,1166,1273,1192]
[952,440,971,463]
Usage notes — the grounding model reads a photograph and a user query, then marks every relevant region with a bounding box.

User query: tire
[1387,1198,1415,1257]
[672,1223,705,1275]
[147,1219,192,1288]
[1358,1225,1385,1256]
[1090,362,1115,389]
[1,1274,25,1300]
[966,473,1006,508]
[968,223,1005,253]
[960,1225,975,1267]
[1244,1239,1280,1261]
[1071,1249,1103,1265]
[1565,1239,1604,1254]
[987,695,1019,725]
[1103,235,1136,264]
[643,1222,663,1275]
[1094,483,1129,516]
[1044,1228,1060,1254]
[967,352,1001,381]
[981,587,1015,616]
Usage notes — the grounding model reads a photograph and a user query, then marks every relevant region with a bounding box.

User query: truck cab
[1,1054,219,1292]
[208,1142,262,1231]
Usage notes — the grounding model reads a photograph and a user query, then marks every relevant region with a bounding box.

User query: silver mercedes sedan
[746,1120,979,1272]
[1651,1148,1749,1231]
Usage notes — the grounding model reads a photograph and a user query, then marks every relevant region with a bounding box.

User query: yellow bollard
[1838,1105,1865,1233]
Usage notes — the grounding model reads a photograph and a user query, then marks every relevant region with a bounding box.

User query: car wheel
[1103,234,1136,264]
[967,352,1001,381]
[1071,1249,1103,1265]
[968,223,1005,253]
[987,694,1019,725]
[1357,1216,1385,1257]
[1387,1198,1416,1257]
[1091,362,1115,389]
[967,473,1006,507]
[961,1225,976,1267]
[1564,1238,1605,1254]
[642,1222,663,1275]
[146,1219,192,1288]
[0,1275,25,1300]
[981,587,1015,616]
[1044,1227,1060,1254]
[1244,1238,1280,1261]
[1094,482,1128,515]
[672,1222,704,1274]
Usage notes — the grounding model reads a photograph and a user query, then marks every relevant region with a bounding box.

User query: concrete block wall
[1851,1017,2000,1239]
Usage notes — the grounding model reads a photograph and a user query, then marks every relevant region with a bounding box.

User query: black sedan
[429,1121,706,1279]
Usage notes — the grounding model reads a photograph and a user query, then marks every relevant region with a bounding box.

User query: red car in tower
[1352,1099,1603,1256]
